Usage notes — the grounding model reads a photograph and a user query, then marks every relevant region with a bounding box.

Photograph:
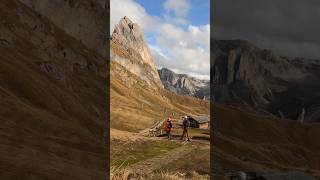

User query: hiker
[180,116,190,141]
[164,118,173,140]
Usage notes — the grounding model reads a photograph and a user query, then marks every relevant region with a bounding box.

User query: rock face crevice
[110,17,163,88]
[211,39,320,122]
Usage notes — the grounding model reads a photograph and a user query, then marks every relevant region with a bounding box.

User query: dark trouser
[180,127,190,140]
[166,131,171,139]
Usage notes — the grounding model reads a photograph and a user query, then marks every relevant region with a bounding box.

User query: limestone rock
[158,68,209,99]
[211,39,320,122]
[110,17,163,88]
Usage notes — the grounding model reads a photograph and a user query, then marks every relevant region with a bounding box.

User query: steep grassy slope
[110,16,209,132]
[110,60,209,132]
[212,104,320,179]
[0,1,106,179]
[109,15,210,180]
[20,0,107,56]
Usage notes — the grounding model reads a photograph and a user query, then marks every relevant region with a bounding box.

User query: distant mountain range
[110,16,210,100]
[212,39,320,122]
[158,68,210,99]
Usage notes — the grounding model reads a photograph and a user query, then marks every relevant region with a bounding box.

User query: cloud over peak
[111,0,210,80]
[163,0,190,17]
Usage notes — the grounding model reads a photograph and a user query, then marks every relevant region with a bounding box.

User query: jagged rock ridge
[212,39,320,122]
[110,16,163,88]
[158,68,209,99]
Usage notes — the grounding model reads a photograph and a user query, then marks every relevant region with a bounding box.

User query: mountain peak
[110,17,163,87]
[159,67,173,72]
[122,16,133,23]
[112,16,144,47]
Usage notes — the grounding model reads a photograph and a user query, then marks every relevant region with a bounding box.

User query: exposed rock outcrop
[211,39,320,122]
[110,17,163,88]
[158,68,209,99]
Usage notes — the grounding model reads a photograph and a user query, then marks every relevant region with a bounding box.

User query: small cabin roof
[190,115,210,124]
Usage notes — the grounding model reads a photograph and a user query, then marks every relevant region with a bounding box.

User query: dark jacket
[182,118,190,128]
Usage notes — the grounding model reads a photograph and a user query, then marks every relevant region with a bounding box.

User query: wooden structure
[188,115,210,129]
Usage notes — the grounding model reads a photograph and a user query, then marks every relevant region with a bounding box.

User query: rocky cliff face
[110,17,163,88]
[158,68,209,99]
[20,0,107,56]
[212,39,320,122]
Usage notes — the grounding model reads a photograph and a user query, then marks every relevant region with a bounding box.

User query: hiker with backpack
[164,118,173,140]
[180,116,190,141]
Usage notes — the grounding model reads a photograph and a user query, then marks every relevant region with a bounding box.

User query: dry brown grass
[159,170,209,180]
[110,60,210,132]
[110,28,210,179]
[212,103,320,178]
[110,166,134,180]
[160,171,209,180]
[110,166,209,180]
[0,0,106,179]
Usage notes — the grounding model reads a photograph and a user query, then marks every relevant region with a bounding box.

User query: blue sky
[111,0,210,80]
[136,0,210,26]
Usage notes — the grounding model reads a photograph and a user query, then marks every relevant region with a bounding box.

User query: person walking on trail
[164,118,173,140]
[180,116,190,141]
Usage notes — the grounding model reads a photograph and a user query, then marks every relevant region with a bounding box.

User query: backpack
[164,120,172,131]
[183,118,190,127]
[168,121,173,128]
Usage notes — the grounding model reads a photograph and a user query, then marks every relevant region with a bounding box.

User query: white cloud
[188,73,210,80]
[163,0,190,17]
[110,0,158,34]
[163,14,190,26]
[149,45,170,60]
[167,68,210,80]
[179,41,187,47]
[111,0,210,80]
